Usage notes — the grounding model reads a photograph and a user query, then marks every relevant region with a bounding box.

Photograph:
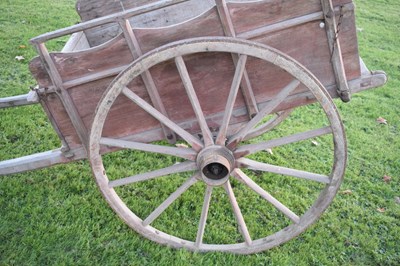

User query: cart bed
[29,0,366,152]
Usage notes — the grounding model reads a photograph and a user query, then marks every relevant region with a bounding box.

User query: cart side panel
[133,8,224,53]
[76,0,215,47]
[28,1,362,148]
[30,58,53,88]
[50,34,133,84]
[228,0,353,35]
[42,94,82,149]
[227,0,360,87]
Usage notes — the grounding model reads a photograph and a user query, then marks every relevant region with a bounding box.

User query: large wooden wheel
[89,37,346,254]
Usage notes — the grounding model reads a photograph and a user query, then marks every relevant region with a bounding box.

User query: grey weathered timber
[0,147,86,176]
[30,0,189,44]
[76,0,213,46]
[0,91,39,109]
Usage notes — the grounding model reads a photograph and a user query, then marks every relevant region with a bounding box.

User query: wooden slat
[30,0,189,44]
[77,0,214,46]
[50,34,133,85]
[132,7,224,53]
[0,147,87,176]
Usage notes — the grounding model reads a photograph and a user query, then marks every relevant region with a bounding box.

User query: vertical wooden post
[36,43,89,152]
[321,0,351,102]
[215,0,259,118]
[119,19,177,143]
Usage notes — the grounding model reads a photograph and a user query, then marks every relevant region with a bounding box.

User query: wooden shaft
[0,147,86,176]
[0,92,39,108]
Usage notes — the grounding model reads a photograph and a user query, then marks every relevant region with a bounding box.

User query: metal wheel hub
[196,146,235,186]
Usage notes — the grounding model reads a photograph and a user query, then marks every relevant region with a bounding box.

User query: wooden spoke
[100,137,197,161]
[195,185,213,247]
[237,158,330,184]
[224,180,252,246]
[175,56,214,146]
[243,109,294,141]
[122,87,203,150]
[108,161,197,188]
[232,169,300,224]
[235,126,333,158]
[142,175,198,226]
[216,54,248,145]
[228,80,300,147]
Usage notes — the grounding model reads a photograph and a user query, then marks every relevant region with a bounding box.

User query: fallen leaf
[175,143,189,148]
[376,117,387,125]
[377,208,386,213]
[19,45,27,49]
[266,148,273,155]
[395,197,400,205]
[341,189,353,195]
[311,140,319,146]
[383,175,392,183]
[15,55,25,61]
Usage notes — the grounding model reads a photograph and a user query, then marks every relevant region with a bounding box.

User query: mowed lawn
[0,0,399,265]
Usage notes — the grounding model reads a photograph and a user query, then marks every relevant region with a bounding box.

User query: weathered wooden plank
[133,7,224,53]
[227,0,353,36]
[50,34,133,84]
[77,0,214,46]
[31,0,189,44]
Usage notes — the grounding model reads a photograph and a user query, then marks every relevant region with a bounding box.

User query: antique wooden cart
[0,0,387,254]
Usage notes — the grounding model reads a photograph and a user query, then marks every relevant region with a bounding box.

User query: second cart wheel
[89,37,346,254]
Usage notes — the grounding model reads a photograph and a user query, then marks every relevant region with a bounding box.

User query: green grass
[1,0,399,265]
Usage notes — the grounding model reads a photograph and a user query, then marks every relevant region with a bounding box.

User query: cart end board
[29,0,361,150]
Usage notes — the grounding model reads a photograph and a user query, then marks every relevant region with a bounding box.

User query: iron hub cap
[196,146,235,186]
